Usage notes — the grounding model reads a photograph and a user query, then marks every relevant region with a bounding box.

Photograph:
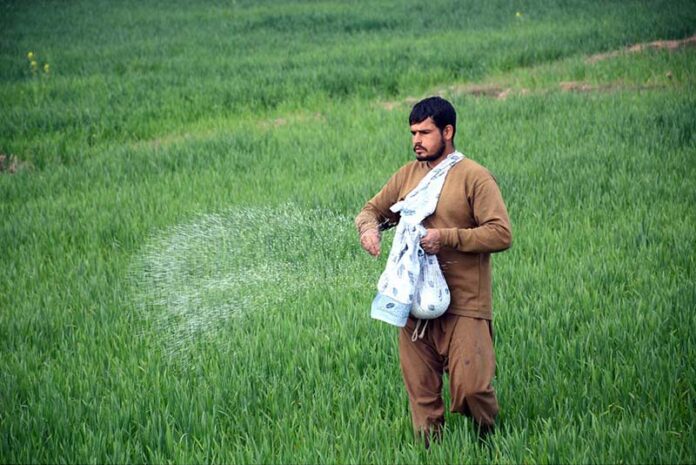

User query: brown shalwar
[399,314,498,436]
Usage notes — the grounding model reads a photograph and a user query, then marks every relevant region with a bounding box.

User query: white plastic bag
[410,246,450,319]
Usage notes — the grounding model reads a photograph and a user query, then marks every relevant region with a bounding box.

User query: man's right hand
[360,229,381,257]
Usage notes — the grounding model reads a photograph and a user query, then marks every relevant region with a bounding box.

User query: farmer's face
[410,118,449,162]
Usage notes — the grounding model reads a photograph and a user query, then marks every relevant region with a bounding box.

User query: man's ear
[443,124,454,142]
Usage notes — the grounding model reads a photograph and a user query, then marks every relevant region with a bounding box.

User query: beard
[414,139,446,162]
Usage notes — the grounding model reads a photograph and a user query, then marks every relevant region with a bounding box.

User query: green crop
[1,1,695,463]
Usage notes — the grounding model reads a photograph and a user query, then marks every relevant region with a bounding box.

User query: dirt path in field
[379,33,695,108]
[586,33,696,64]
[0,153,31,174]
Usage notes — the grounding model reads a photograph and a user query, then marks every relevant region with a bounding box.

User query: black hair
[409,96,457,140]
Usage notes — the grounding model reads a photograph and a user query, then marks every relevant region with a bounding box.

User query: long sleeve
[354,169,404,236]
[437,177,512,253]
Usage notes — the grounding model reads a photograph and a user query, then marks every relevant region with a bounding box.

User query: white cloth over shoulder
[371,151,464,327]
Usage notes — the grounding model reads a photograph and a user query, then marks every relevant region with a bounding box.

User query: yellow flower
[516,11,523,17]
[30,60,38,68]
[27,51,34,60]
[44,63,50,73]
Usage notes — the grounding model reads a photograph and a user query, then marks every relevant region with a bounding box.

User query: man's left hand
[420,229,442,254]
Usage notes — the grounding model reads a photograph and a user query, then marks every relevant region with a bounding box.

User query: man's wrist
[437,228,455,247]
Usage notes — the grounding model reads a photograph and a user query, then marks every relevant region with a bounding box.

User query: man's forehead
[410,117,437,130]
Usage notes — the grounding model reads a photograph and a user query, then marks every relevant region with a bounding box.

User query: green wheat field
[2,1,695,463]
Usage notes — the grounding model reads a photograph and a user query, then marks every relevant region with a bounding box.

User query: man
[355,96,512,445]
